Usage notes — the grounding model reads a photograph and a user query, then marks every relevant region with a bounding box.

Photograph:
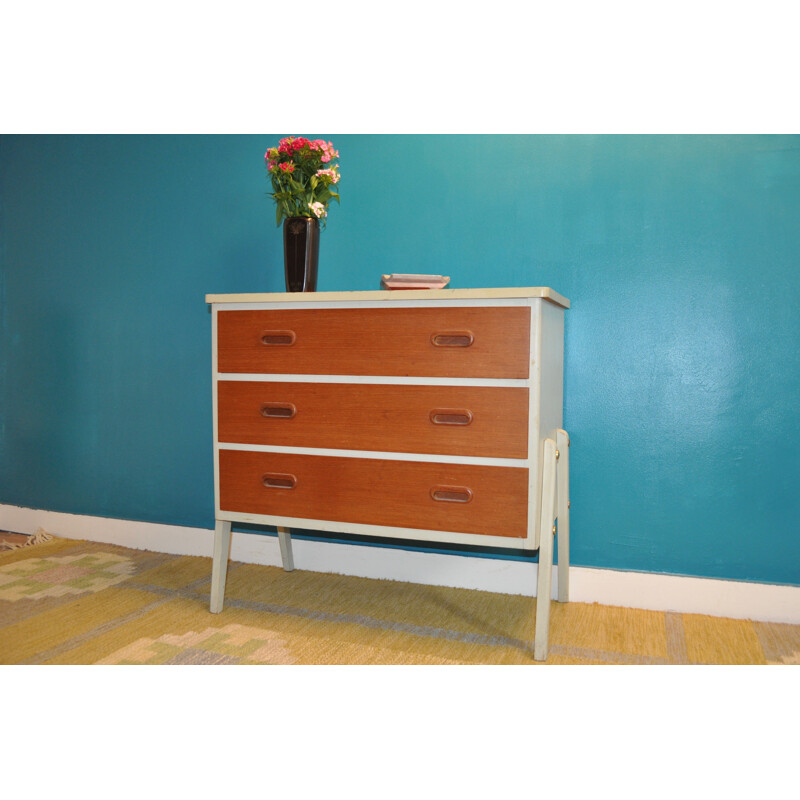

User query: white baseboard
[2,503,799,624]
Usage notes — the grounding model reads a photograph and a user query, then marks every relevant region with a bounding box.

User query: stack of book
[380,274,450,290]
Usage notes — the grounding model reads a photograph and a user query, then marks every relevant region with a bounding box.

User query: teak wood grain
[217,381,530,458]
[218,449,529,538]
[216,307,531,378]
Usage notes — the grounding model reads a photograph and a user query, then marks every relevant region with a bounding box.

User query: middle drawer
[218,381,529,459]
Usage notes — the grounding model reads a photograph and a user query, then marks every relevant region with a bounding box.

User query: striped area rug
[1,536,798,665]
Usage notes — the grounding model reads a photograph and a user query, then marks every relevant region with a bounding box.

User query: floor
[3,534,798,664]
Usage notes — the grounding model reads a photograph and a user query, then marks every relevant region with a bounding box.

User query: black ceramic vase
[283,216,320,292]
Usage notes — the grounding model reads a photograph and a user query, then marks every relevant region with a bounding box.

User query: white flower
[308,201,327,218]
[315,168,340,184]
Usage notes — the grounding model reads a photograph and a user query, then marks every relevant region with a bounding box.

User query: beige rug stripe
[752,620,800,664]
[664,612,689,664]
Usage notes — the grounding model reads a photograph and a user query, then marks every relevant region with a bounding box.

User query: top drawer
[216,306,531,379]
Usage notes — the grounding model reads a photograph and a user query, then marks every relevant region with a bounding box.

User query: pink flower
[311,139,338,163]
[279,163,295,173]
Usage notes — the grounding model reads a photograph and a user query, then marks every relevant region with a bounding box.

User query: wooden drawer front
[217,307,530,378]
[217,381,529,458]
[219,450,528,538]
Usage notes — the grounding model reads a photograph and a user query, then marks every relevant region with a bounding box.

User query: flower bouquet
[265,136,341,228]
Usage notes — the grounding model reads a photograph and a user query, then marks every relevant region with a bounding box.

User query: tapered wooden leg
[277,526,295,571]
[534,438,558,661]
[556,429,570,603]
[210,519,232,613]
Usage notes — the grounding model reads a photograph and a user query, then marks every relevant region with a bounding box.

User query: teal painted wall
[1,134,798,585]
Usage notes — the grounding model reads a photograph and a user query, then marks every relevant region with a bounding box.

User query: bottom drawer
[218,450,528,539]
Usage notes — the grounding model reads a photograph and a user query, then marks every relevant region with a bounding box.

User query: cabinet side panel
[539,301,565,441]
[212,306,222,514]
[527,300,542,548]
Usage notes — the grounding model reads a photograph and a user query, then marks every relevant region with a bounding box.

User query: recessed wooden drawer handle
[429,409,473,426]
[260,330,296,346]
[431,331,474,347]
[262,473,297,489]
[260,402,297,419]
[430,485,473,503]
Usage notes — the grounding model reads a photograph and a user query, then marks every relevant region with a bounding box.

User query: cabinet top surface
[206,287,569,308]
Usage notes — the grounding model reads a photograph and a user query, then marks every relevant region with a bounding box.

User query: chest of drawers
[205,287,570,661]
